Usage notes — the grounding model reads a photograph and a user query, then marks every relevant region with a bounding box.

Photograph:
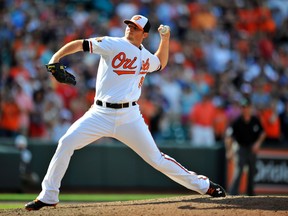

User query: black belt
[96,100,137,109]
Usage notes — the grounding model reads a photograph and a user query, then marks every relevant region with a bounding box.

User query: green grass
[0,193,184,210]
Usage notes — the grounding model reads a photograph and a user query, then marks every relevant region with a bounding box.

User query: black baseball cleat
[25,199,57,211]
[206,181,226,197]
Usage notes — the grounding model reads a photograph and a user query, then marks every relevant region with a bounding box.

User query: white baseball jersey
[87,36,161,103]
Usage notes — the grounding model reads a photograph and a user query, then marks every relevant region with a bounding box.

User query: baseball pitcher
[25,15,226,211]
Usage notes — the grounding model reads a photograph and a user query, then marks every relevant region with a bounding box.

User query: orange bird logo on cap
[133,16,142,21]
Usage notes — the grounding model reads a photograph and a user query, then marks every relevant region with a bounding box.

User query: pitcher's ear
[143,32,149,39]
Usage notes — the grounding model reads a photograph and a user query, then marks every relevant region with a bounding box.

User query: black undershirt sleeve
[82,40,89,52]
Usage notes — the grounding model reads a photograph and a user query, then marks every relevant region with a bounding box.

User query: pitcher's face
[125,23,148,47]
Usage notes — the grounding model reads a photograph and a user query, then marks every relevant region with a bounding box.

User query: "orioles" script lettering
[112,52,137,75]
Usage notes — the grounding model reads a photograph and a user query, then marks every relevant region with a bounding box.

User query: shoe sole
[25,204,57,211]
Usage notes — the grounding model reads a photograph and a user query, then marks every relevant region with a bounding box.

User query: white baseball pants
[37,104,210,204]
[191,125,215,147]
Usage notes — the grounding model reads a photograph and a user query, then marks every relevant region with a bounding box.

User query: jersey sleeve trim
[89,41,93,53]
[155,65,162,72]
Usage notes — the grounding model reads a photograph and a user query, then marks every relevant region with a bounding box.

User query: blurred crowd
[1,0,288,147]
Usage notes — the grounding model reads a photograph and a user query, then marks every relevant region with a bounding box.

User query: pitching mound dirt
[1,195,287,216]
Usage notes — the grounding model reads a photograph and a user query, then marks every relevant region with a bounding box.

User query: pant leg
[229,147,247,195]
[37,108,112,204]
[247,151,256,196]
[114,117,210,194]
[203,126,215,147]
[191,125,203,147]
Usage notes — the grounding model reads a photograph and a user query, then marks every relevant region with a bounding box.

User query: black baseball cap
[124,15,151,33]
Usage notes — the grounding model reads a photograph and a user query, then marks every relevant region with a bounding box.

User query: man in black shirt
[225,97,266,196]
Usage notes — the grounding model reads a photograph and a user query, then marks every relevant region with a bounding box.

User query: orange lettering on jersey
[112,52,138,75]
[114,70,136,75]
[141,58,150,70]
[139,58,150,74]
[138,76,145,88]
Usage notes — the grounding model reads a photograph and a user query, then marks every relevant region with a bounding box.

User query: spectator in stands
[69,91,89,122]
[258,34,274,62]
[259,99,281,146]
[189,93,216,147]
[8,60,30,81]
[138,87,157,129]
[213,97,229,142]
[243,57,278,83]
[55,81,78,109]
[159,71,182,121]
[28,89,48,138]
[14,80,34,136]
[0,89,21,138]
[267,0,288,28]
[190,3,217,32]
[146,84,167,141]
[235,0,276,36]
[225,97,266,196]
[180,84,200,127]
[226,94,242,124]
[251,81,272,109]
[43,98,61,138]
[51,109,72,143]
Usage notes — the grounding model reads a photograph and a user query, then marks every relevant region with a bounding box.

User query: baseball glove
[45,63,76,86]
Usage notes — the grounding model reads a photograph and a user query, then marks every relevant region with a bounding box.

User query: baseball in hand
[159,25,170,35]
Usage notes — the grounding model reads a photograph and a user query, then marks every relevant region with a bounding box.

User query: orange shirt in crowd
[257,7,276,34]
[236,6,276,35]
[138,98,156,127]
[190,9,217,31]
[259,109,281,139]
[189,99,216,127]
[0,101,21,132]
[9,65,30,81]
[193,71,215,88]
[55,83,78,109]
[214,107,229,139]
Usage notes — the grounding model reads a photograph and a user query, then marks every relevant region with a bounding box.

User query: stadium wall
[1,142,226,192]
